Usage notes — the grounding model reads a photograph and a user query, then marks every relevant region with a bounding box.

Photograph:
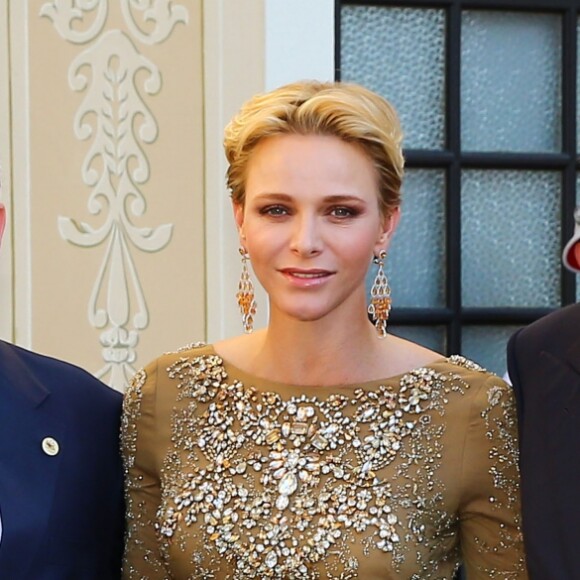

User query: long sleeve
[458,375,528,578]
[121,360,171,579]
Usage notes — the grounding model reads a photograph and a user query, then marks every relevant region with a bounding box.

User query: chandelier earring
[236,247,257,333]
[368,250,391,339]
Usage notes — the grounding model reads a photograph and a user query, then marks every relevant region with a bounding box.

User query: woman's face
[235,133,399,325]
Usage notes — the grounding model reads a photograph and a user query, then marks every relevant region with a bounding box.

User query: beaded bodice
[122,343,527,579]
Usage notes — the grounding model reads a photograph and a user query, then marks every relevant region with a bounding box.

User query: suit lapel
[0,342,67,575]
[530,348,580,437]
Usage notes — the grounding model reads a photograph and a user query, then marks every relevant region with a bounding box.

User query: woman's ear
[375,206,401,254]
[233,201,246,245]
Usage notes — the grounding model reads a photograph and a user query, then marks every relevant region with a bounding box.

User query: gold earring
[237,248,257,333]
[368,250,391,338]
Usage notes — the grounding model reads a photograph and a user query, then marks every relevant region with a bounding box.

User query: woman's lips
[279,268,334,287]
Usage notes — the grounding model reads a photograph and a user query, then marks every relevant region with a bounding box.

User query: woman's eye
[261,205,288,217]
[330,206,356,218]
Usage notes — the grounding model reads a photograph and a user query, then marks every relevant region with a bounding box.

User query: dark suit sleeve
[0,342,125,579]
[64,371,126,580]
[111,468,126,579]
[503,305,580,579]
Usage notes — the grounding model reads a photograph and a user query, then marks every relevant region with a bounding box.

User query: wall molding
[42,0,187,389]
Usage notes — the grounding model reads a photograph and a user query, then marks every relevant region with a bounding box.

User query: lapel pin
[42,437,60,457]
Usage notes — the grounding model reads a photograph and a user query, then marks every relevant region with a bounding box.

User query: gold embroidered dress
[121,343,527,579]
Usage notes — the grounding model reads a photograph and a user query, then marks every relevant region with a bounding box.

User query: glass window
[390,325,447,355]
[387,169,446,308]
[461,170,561,308]
[339,1,576,375]
[462,11,562,153]
[341,6,446,149]
[462,325,523,376]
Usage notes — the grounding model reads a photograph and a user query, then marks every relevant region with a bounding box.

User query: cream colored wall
[204,0,335,343]
[4,1,206,391]
[203,0,267,344]
[0,0,334,391]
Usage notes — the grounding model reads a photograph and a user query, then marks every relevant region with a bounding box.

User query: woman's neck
[242,312,385,387]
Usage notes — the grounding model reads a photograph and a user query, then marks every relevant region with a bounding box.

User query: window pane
[341,6,446,149]
[389,325,446,354]
[462,11,562,152]
[462,170,561,307]
[388,169,446,308]
[462,325,523,377]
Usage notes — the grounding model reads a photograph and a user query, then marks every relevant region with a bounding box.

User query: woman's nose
[289,215,322,256]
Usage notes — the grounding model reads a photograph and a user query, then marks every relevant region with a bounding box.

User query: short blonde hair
[223,80,404,215]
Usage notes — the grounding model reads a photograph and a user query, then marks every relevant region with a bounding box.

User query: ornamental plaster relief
[41,0,188,389]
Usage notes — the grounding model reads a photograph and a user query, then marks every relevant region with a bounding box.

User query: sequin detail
[122,347,527,579]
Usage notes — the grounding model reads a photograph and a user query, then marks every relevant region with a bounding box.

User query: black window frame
[336,0,579,357]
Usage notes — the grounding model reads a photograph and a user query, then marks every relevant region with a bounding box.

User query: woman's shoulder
[387,334,501,378]
[123,341,220,425]
[427,353,509,396]
[125,341,217,396]
[163,340,215,358]
[386,336,511,406]
[143,341,216,369]
[379,334,446,378]
[424,356,515,426]
[430,353,497,379]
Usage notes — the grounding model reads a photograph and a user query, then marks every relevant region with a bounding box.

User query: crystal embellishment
[278,472,298,496]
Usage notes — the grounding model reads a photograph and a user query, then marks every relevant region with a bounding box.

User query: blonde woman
[122,81,527,579]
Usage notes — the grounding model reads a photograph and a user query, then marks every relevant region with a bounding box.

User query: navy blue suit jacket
[0,340,124,579]
[507,303,580,580]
